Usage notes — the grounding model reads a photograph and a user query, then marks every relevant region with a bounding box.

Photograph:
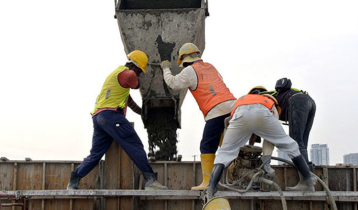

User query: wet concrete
[146,107,178,161]
[156,35,176,62]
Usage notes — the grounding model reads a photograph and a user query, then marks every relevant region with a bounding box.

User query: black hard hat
[275,78,292,91]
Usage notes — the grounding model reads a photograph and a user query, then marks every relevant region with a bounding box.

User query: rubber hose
[271,156,337,210]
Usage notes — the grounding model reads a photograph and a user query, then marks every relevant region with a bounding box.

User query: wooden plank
[12,163,17,210]
[70,163,74,210]
[1,190,357,202]
[42,162,45,210]
[17,163,42,190]
[354,166,357,210]
[0,163,13,191]
[192,160,196,188]
[13,163,17,191]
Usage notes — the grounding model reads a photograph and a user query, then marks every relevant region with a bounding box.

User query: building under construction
[1,0,358,209]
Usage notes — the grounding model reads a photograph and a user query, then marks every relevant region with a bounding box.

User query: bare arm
[127,95,141,115]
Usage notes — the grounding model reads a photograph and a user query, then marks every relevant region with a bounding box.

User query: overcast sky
[1,1,358,165]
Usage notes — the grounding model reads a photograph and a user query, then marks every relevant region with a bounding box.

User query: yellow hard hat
[262,94,281,115]
[248,86,267,94]
[203,197,231,210]
[127,50,148,73]
[177,43,201,67]
[262,94,278,105]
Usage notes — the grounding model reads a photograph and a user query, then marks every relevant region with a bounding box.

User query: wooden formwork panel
[28,199,42,210]
[135,200,200,210]
[2,155,358,209]
[335,202,355,210]
[0,162,14,191]
[329,168,354,191]
[46,199,73,210]
[103,197,133,210]
[17,163,43,190]
[166,163,194,190]
[260,200,315,210]
[45,163,72,190]
[104,140,133,189]
[103,140,135,209]
[224,199,252,210]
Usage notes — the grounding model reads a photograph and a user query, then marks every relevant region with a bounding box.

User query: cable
[258,177,287,210]
[271,156,337,210]
[219,171,263,193]
[219,170,288,210]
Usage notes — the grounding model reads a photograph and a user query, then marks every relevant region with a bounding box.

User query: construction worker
[160,43,236,190]
[67,50,168,191]
[247,86,278,178]
[204,91,316,200]
[264,78,316,171]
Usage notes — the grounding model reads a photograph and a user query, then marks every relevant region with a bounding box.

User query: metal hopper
[114,0,209,160]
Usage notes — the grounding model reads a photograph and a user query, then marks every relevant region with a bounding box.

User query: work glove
[160,60,172,70]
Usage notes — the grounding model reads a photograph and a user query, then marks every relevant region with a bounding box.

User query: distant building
[277,149,291,165]
[344,153,358,166]
[310,144,330,166]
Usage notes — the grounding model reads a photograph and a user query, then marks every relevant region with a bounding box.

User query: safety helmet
[248,86,267,94]
[177,43,201,67]
[127,50,148,73]
[262,94,281,115]
[202,197,231,210]
[275,77,292,91]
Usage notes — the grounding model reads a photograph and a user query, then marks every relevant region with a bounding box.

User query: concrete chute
[114,0,209,160]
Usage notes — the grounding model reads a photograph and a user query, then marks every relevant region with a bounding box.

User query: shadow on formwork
[1,142,358,209]
[114,0,209,161]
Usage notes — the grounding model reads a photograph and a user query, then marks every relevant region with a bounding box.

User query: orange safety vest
[190,61,236,117]
[231,94,275,116]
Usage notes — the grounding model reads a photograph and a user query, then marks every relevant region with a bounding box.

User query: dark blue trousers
[200,113,231,154]
[75,109,154,178]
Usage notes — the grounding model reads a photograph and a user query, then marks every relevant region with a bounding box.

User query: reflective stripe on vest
[91,66,130,114]
[231,94,275,116]
[190,61,236,117]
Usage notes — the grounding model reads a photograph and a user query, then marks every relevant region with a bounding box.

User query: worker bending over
[67,50,167,191]
[247,86,279,178]
[263,78,316,172]
[205,91,316,200]
[160,43,236,190]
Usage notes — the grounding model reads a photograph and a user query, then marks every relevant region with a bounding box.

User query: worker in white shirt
[160,43,236,190]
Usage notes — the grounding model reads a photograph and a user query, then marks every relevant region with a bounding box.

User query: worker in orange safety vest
[160,43,236,191]
[204,90,317,200]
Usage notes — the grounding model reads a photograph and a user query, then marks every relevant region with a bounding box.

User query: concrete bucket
[114,0,209,160]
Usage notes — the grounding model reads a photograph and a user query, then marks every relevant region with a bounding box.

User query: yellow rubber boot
[191,153,215,190]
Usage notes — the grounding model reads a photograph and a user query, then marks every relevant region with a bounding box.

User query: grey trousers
[214,104,300,166]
